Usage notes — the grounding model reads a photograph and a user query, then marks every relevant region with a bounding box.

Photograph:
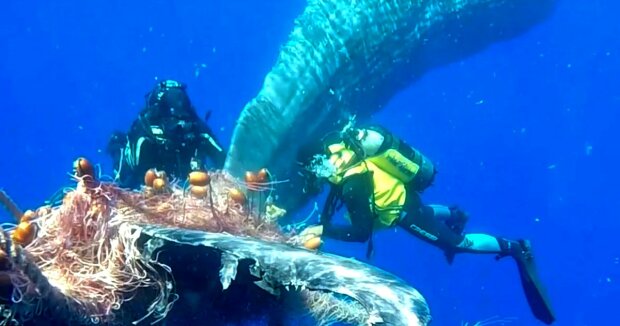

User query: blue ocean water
[0,0,618,325]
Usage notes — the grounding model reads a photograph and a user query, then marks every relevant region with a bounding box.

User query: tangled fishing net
[0,160,413,326]
[303,291,369,326]
[0,167,301,325]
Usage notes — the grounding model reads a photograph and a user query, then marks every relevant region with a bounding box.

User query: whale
[139,224,433,325]
[224,0,557,212]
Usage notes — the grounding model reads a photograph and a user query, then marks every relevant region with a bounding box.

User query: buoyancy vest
[323,144,401,228]
[323,126,437,227]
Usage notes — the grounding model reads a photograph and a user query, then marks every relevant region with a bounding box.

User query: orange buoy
[152,178,166,191]
[73,157,95,178]
[12,222,36,246]
[20,209,36,223]
[244,171,257,184]
[190,185,208,198]
[144,169,158,187]
[229,188,246,205]
[256,168,270,183]
[189,171,210,187]
[303,237,322,250]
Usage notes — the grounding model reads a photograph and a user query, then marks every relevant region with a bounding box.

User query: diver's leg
[397,206,556,324]
[427,204,469,235]
[398,203,518,255]
[397,205,472,254]
[398,205,534,258]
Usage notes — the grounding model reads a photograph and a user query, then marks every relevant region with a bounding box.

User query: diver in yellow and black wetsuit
[296,121,555,325]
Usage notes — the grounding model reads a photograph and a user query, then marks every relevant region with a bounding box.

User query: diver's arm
[196,123,226,168]
[322,173,374,242]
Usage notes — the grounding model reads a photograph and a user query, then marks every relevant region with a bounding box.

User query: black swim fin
[498,239,556,324]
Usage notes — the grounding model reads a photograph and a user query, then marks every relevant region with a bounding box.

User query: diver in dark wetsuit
[106,80,226,189]
[296,122,555,325]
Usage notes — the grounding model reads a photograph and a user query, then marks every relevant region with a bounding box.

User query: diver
[296,119,556,325]
[107,80,226,189]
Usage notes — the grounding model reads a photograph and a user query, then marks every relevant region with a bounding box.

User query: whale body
[224,0,557,211]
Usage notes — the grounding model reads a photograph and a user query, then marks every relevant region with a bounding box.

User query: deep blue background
[1,0,618,325]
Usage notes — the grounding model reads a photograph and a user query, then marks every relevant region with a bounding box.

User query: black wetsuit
[108,85,226,189]
[322,172,465,251]
[320,163,556,326]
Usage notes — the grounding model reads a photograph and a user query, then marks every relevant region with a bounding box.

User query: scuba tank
[342,124,437,192]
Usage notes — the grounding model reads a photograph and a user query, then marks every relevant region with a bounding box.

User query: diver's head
[297,130,361,188]
[144,80,198,144]
[146,80,189,108]
[145,80,196,121]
